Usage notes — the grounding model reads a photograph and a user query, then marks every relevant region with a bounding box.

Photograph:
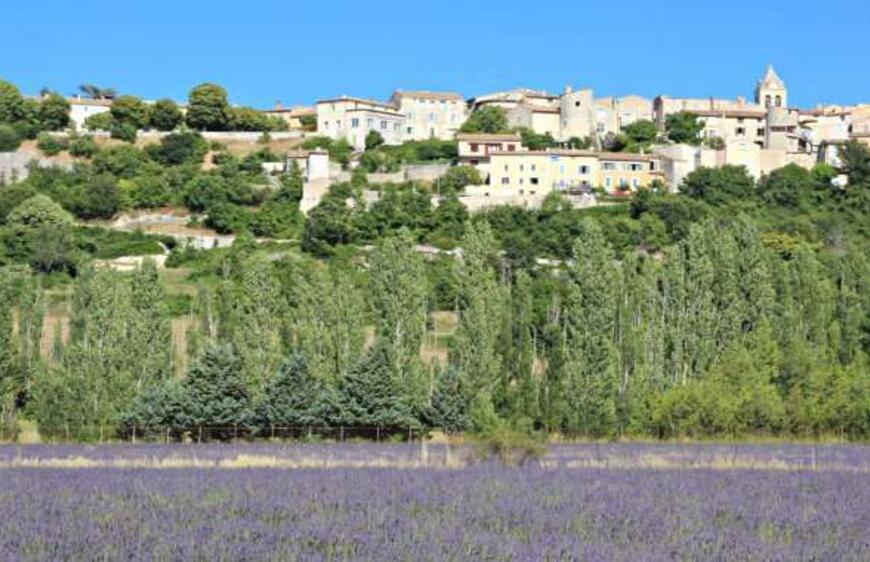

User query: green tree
[451,221,506,430]
[5,195,75,272]
[251,355,339,429]
[186,83,232,131]
[369,230,428,408]
[436,165,481,195]
[0,80,26,123]
[558,219,621,437]
[665,112,704,145]
[365,130,385,150]
[149,98,183,131]
[146,132,208,166]
[680,165,755,204]
[0,124,20,152]
[176,343,253,438]
[839,140,870,186]
[110,95,150,130]
[338,343,419,431]
[622,119,658,144]
[460,106,509,134]
[37,94,71,131]
[291,265,366,384]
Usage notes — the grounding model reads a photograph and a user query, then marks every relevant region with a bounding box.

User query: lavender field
[1,443,870,561]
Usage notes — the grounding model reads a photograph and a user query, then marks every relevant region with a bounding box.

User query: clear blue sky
[1,0,868,109]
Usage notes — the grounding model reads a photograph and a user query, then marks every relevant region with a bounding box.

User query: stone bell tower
[755,65,788,109]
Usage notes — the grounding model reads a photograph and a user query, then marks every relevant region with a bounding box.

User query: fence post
[340,426,344,441]
[132,426,136,444]
[234,425,238,440]
[165,427,169,444]
[376,426,380,442]
[198,426,202,444]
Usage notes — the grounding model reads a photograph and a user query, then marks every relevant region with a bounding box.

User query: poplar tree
[451,221,506,430]
[368,229,428,408]
[559,219,621,437]
[128,259,171,390]
[216,256,287,391]
[292,265,366,384]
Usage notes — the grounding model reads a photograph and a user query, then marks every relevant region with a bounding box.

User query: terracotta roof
[315,96,396,110]
[686,109,766,119]
[346,107,403,118]
[67,98,113,107]
[456,133,521,142]
[489,149,657,161]
[529,106,560,114]
[265,106,315,116]
[392,90,463,102]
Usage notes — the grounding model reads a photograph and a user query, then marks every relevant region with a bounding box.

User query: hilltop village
[3,66,868,216]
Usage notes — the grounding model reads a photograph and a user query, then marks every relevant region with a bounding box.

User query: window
[394,123,400,131]
[507,144,516,152]
[736,127,746,136]
[519,178,524,185]
[632,178,640,188]
[629,163,643,172]
[470,159,479,165]
[619,178,628,188]
[605,177,612,188]
[603,162,616,171]
[367,118,374,128]
[530,164,536,171]
[575,101,581,107]
[597,122,605,133]
[765,95,772,108]
[428,112,436,121]
[380,120,387,130]
[503,165,508,171]
[470,143,479,152]
[322,121,329,129]
[519,164,524,172]
[559,165,565,174]
[407,127,414,134]
[757,128,765,137]
[775,95,782,107]
[530,177,539,185]
[501,177,509,185]
[351,118,359,128]
[578,165,590,174]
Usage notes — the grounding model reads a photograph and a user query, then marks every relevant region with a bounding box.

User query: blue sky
[1,0,868,109]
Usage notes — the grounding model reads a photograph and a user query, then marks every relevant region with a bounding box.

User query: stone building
[388,90,466,141]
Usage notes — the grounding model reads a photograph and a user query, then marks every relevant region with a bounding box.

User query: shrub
[36,133,67,156]
[472,427,547,467]
[68,135,99,158]
[0,124,21,152]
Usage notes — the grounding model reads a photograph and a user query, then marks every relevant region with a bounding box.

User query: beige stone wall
[394,95,466,141]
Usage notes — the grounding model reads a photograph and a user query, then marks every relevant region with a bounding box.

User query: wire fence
[3,424,441,444]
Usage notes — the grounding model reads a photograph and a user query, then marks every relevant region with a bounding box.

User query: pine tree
[427,365,471,433]
[338,343,418,431]
[251,354,339,429]
[177,343,252,439]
